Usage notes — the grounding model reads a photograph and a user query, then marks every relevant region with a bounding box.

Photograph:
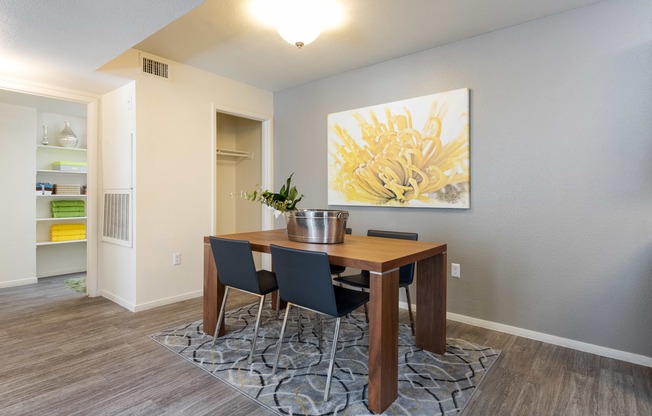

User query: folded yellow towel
[51,234,86,242]
[51,224,86,232]
[51,229,88,237]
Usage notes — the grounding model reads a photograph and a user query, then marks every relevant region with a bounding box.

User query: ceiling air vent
[140,54,171,80]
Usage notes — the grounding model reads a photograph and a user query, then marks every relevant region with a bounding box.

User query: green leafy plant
[245,173,304,213]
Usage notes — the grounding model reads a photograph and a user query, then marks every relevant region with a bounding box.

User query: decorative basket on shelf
[53,184,81,195]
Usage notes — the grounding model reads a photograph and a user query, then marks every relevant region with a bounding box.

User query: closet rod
[216,148,252,159]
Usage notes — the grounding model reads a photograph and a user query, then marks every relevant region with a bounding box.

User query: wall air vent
[102,190,133,247]
[140,54,171,80]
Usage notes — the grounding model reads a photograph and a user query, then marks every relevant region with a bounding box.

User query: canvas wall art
[327,88,470,208]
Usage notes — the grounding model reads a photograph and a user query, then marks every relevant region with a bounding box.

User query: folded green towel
[52,212,86,218]
[51,206,86,212]
[50,200,85,208]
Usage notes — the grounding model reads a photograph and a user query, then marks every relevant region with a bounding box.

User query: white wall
[0,102,36,287]
[274,0,652,360]
[100,82,137,308]
[100,50,273,310]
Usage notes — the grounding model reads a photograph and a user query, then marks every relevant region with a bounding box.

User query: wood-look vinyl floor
[0,275,650,415]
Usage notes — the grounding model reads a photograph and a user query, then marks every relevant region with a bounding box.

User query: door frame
[0,77,100,296]
[210,104,274,268]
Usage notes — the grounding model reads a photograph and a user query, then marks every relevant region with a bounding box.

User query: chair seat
[257,269,278,295]
[329,264,346,275]
[335,272,412,289]
[333,272,369,289]
[333,285,369,317]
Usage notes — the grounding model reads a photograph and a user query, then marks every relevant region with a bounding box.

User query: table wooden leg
[271,291,287,311]
[367,269,399,413]
[203,242,225,337]
[416,252,447,354]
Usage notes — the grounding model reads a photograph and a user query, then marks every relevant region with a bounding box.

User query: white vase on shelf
[58,121,78,148]
[41,125,50,145]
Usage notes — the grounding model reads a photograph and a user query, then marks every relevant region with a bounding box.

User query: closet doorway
[0,82,98,295]
[214,110,272,269]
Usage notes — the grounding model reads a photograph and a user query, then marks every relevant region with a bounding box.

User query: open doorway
[0,82,98,296]
[214,111,270,269]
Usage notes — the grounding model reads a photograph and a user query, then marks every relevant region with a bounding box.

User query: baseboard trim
[447,311,652,368]
[102,290,136,312]
[0,276,38,288]
[37,267,86,278]
[133,290,203,313]
[397,301,651,368]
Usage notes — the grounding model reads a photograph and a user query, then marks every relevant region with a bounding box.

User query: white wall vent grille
[102,190,132,247]
[141,55,170,80]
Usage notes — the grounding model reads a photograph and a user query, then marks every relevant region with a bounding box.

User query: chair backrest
[270,244,338,317]
[209,237,261,294]
[367,229,418,285]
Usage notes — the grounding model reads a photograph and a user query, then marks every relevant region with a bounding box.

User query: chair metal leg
[318,314,323,351]
[404,286,415,336]
[211,286,230,347]
[248,294,266,364]
[296,308,302,342]
[363,303,368,323]
[273,303,292,374]
[274,291,281,318]
[324,317,341,401]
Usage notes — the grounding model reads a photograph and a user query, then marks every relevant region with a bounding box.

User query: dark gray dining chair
[209,237,280,364]
[334,229,418,335]
[269,244,369,402]
[329,227,352,277]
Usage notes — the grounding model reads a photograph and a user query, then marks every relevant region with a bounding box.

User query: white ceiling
[0,0,605,94]
[0,0,203,94]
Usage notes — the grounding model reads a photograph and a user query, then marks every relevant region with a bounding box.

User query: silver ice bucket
[285,209,349,244]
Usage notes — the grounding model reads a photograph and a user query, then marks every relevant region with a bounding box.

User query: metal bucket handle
[337,211,349,221]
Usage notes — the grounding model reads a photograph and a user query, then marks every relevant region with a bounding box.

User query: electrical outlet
[172,252,181,266]
[451,263,461,278]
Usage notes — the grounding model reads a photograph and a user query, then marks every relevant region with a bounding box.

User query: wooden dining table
[203,229,447,414]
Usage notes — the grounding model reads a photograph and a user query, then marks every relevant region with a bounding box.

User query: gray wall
[274,0,652,357]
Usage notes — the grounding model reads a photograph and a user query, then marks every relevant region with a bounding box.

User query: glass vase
[41,125,49,145]
[58,121,78,148]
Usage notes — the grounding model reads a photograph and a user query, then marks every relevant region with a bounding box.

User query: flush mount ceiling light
[250,0,343,49]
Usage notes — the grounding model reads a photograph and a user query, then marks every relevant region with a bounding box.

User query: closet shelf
[36,194,86,198]
[36,239,87,246]
[37,217,87,222]
[37,145,87,153]
[37,169,86,174]
[216,148,252,159]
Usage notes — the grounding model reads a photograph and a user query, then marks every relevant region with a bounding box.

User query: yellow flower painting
[328,88,470,208]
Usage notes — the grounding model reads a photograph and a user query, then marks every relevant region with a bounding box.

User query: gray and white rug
[151,303,500,415]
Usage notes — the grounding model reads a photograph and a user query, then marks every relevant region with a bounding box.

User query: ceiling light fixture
[276,8,321,49]
[250,0,344,49]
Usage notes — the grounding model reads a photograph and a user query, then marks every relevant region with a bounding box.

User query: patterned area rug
[151,303,500,415]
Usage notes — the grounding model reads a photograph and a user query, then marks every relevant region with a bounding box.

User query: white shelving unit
[37,217,88,222]
[36,240,87,246]
[35,116,88,278]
